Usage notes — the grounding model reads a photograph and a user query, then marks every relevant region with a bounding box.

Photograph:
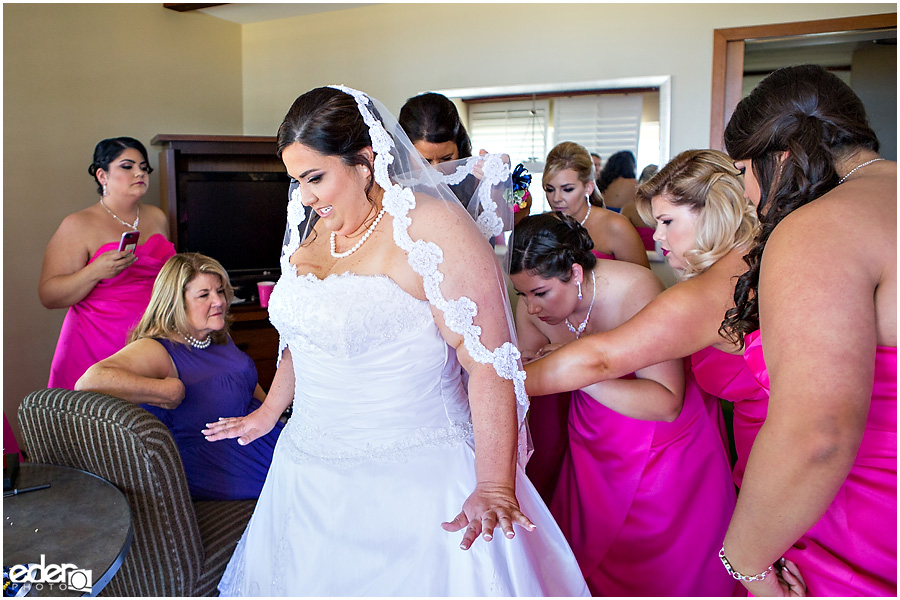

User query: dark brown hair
[720,64,879,345]
[510,212,597,281]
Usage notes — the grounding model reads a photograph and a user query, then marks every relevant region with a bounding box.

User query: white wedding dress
[218,270,589,596]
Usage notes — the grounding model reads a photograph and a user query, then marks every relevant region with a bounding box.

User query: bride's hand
[441,483,535,550]
[202,408,278,446]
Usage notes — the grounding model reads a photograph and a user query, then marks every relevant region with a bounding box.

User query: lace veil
[280,85,530,464]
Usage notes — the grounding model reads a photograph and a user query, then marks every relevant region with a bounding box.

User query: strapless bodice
[268,272,473,467]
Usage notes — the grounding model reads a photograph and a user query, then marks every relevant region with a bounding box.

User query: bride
[203,85,588,596]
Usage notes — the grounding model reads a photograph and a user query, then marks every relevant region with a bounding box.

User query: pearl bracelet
[718,547,773,582]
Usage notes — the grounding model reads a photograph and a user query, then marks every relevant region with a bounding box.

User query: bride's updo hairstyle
[720,64,880,345]
[635,149,755,280]
[276,86,377,199]
[544,142,605,208]
[510,212,597,282]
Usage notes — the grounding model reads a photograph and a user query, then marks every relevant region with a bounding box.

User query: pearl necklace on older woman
[330,207,387,259]
[182,331,211,349]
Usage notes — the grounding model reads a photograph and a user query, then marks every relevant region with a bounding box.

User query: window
[465,92,658,213]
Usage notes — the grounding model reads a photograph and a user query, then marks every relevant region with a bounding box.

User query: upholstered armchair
[18,388,254,596]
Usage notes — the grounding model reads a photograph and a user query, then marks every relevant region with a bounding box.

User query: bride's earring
[577,280,583,301]
[102,184,108,197]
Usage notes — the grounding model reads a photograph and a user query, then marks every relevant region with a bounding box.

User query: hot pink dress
[744,331,897,596]
[691,346,767,487]
[48,234,176,389]
[549,365,742,596]
[525,249,615,502]
[636,226,655,252]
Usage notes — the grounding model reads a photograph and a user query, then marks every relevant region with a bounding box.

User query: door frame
[709,13,897,149]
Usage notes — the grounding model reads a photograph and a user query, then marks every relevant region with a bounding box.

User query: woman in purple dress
[76,253,282,500]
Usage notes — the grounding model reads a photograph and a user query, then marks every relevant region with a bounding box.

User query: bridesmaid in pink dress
[526,142,648,502]
[40,137,174,389]
[524,150,810,594]
[720,65,896,596]
[512,210,738,596]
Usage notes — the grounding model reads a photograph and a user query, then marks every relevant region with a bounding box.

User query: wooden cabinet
[151,135,287,391]
[230,305,279,392]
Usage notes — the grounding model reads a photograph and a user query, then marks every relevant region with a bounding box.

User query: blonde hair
[543,141,604,207]
[636,149,758,279]
[129,253,234,345]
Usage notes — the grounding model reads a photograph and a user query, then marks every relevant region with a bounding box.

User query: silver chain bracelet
[719,547,773,582]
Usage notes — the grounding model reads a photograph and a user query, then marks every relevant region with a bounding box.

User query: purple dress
[142,337,283,500]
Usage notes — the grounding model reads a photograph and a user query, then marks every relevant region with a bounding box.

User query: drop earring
[102,184,108,197]
[577,280,583,301]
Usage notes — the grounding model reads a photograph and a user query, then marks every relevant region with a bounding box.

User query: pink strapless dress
[692,346,767,487]
[744,331,897,596]
[636,226,655,252]
[48,234,176,389]
[549,366,742,596]
[525,249,625,501]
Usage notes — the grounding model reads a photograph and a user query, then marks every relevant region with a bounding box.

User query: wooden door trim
[710,13,897,149]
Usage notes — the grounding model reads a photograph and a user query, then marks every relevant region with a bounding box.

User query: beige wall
[239,3,890,150]
[3,2,892,444]
[3,4,242,443]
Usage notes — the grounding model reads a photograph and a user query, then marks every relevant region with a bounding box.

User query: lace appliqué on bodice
[279,86,529,463]
[269,271,433,359]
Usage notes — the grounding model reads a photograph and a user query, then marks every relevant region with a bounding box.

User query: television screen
[177,171,291,280]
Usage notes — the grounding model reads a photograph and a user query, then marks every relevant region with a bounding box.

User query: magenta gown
[525,249,615,503]
[636,226,655,252]
[692,346,767,488]
[744,331,897,596]
[549,364,742,596]
[48,234,176,389]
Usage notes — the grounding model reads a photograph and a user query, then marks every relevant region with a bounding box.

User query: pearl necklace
[181,332,211,349]
[100,198,140,229]
[565,271,596,339]
[330,207,386,259]
[579,200,592,226]
[838,158,885,185]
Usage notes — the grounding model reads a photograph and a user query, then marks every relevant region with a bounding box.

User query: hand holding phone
[118,230,140,254]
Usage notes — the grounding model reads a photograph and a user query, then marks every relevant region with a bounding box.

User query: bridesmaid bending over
[511,210,739,596]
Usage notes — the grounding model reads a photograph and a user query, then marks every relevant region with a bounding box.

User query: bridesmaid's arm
[606,212,650,268]
[39,213,136,308]
[722,208,874,595]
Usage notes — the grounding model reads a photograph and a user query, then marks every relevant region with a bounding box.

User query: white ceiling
[196,3,376,24]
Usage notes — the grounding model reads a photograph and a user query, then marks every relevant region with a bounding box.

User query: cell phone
[118,230,140,254]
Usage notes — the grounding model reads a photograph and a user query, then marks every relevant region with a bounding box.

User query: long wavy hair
[543,142,605,207]
[129,253,234,345]
[509,211,597,281]
[635,149,757,279]
[719,64,879,345]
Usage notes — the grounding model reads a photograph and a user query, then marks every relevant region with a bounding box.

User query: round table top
[4,462,133,597]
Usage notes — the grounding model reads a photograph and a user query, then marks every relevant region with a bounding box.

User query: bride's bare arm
[411,198,532,549]
[203,348,295,445]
